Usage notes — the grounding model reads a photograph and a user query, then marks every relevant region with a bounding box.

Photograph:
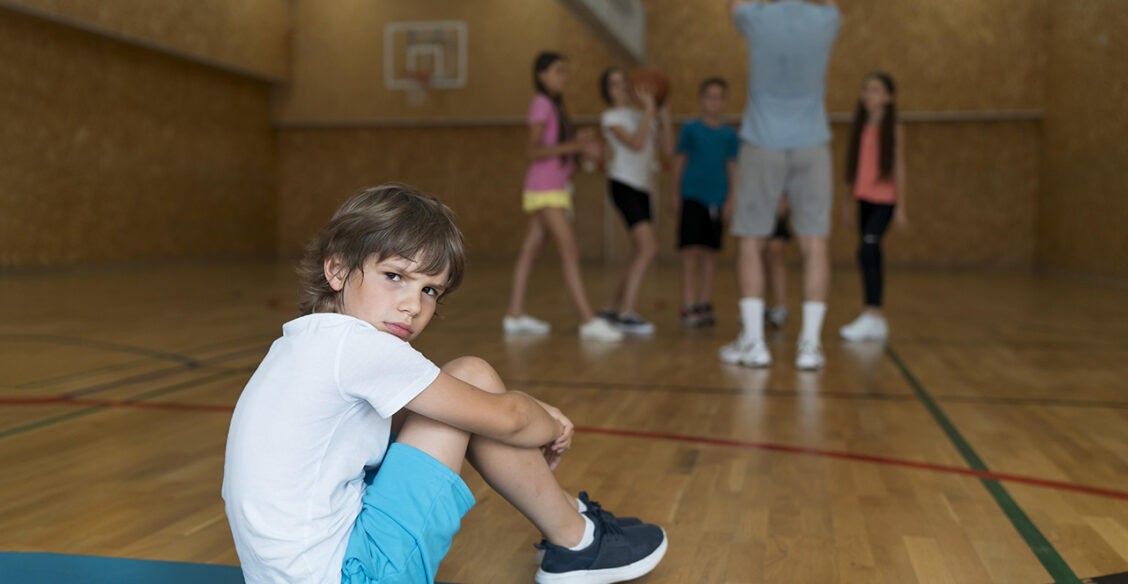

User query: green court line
[0,406,104,440]
[886,345,1080,584]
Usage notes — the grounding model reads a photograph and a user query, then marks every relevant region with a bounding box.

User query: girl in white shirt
[598,67,674,334]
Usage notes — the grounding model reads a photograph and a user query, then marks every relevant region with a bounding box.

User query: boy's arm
[404,372,563,449]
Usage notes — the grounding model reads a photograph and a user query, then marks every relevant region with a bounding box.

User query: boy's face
[700,84,726,116]
[325,255,449,342]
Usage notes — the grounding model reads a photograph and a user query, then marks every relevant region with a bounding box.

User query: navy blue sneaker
[578,492,642,527]
[596,309,620,324]
[534,509,667,583]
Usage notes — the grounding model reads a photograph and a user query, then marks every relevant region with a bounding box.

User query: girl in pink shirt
[504,52,622,341]
[840,72,907,342]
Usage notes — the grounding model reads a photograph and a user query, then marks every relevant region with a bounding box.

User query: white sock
[739,298,765,342]
[800,301,826,343]
[567,515,596,551]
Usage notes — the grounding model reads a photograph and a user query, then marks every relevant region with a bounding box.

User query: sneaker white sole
[534,528,668,584]
[718,348,771,367]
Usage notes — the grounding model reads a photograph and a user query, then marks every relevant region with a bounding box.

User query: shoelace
[580,493,627,534]
[533,495,624,551]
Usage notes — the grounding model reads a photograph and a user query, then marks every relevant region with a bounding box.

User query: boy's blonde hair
[298,184,465,315]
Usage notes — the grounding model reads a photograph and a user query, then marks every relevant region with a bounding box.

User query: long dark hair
[846,72,897,184]
[532,51,574,164]
[599,67,624,105]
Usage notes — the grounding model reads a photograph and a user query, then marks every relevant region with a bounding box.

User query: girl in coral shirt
[840,72,907,342]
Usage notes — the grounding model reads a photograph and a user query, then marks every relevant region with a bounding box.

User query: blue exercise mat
[0,552,245,583]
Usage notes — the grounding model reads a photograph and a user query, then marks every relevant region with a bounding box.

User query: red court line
[576,426,1128,502]
[2,395,1125,502]
[0,396,233,413]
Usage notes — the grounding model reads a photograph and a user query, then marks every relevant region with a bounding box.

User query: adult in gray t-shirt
[719,0,840,371]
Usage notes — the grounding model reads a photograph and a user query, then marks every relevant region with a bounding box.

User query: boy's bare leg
[396,357,585,548]
[701,250,718,304]
[680,249,699,307]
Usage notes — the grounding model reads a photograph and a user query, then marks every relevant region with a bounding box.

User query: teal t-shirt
[676,119,740,206]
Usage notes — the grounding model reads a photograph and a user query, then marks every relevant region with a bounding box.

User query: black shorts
[770,212,792,241]
[609,180,652,228]
[678,199,724,250]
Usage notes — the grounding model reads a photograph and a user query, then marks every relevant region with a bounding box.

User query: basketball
[629,66,670,106]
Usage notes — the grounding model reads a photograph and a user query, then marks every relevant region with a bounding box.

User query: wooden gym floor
[0,260,1126,583]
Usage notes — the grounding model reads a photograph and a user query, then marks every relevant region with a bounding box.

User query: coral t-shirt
[524,94,575,191]
[853,125,897,203]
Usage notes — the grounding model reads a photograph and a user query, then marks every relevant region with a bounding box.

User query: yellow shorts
[523,188,573,213]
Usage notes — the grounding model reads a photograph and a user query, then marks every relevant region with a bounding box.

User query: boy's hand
[533,398,574,470]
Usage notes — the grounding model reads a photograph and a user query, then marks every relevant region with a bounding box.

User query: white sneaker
[718,335,772,367]
[580,318,624,341]
[795,340,825,370]
[503,314,551,335]
[838,313,888,342]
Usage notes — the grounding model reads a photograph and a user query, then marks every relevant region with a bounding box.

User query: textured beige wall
[0,9,276,266]
[276,126,608,263]
[1039,1,1128,278]
[651,0,1048,116]
[276,0,1045,269]
[276,120,1040,268]
[275,0,617,122]
[0,0,290,79]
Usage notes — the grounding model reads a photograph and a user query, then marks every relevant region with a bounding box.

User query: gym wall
[275,0,1049,269]
[0,3,286,266]
[1040,0,1128,279]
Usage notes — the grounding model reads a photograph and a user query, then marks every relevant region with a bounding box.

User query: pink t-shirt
[853,125,897,204]
[523,94,575,191]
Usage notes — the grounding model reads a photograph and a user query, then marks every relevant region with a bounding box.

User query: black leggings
[856,200,895,307]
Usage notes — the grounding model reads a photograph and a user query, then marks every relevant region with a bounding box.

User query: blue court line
[886,345,1081,584]
[0,552,245,584]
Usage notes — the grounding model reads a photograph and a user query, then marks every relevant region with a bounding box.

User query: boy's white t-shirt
[601,106,656,192]
[222,313,441,584]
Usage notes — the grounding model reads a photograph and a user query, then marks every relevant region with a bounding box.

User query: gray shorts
[732,142,832,238]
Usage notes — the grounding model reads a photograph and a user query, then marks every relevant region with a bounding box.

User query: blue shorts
[342,443,476,584]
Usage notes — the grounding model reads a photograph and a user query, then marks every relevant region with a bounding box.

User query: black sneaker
[579,492,642,527]
[534,509,667,583]
[614,313,655,335]
[596,309,619,324]
[680,306,703,328]
[695,303,716,326]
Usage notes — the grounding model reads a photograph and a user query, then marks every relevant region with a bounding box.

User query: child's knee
[442,356,504,394]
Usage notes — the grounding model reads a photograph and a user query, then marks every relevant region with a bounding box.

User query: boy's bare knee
[442,356,505,394]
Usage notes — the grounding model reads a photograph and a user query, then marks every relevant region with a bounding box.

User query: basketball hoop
[404,70,433,107]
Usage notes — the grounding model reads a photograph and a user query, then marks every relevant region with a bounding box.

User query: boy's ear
[323,256,348,292]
